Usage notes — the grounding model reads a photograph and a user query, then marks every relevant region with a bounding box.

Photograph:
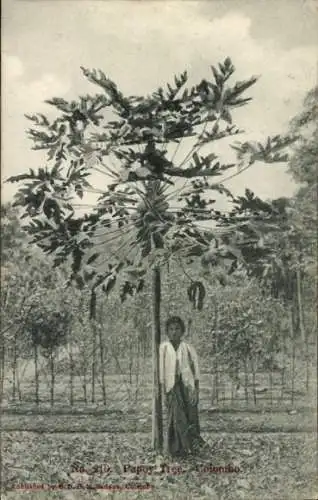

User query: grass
[1,430,317,499]
[1,353,317,499]
[1,406,316,434]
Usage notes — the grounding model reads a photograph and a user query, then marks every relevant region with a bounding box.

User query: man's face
[167,322,183,344]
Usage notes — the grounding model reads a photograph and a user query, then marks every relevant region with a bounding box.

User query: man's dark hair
[166,316,185,334]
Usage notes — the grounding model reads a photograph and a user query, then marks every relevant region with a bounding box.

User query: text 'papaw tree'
[8,58,295,450]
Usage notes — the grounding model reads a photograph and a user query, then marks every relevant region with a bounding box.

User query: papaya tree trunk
[290,305,296,405]
[250,355,257,406]
[128,339,133,385]
[69,341,74,406]
[49,348,55,407]
[33,342,39,405]
[212,303,219,405]
[135,336,141,406]
[281,334,286,400]
[269,359,273,406]
[296,266,306,345]
[0,330,5,404]
[151,266,163,451]
[98,325,107,406]
[16,359,22,402]
[91,325,97,403]
[244,358,249,405]
[83,369,88,404]
[12,329,18,402]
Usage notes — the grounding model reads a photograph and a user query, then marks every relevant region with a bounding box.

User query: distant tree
[25,303,70,406]
[1,203,26,263]
[288,87,317,362]
[1,205,74,403]
[239,88,317,349]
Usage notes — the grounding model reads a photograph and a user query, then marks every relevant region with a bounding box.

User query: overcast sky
[2,0,317,204]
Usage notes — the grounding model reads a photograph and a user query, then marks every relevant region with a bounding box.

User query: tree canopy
[7,58,296,302]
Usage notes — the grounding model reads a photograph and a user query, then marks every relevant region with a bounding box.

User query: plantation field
[2,348,316,408]
[1,360,317,500]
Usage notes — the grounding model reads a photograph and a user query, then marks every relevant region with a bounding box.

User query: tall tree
[288,87,317,354]
[7,58,294,450]
[237,88,318,347]
[289,86,317,251]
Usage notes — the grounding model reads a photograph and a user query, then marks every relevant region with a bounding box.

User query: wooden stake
[151,266,163,451]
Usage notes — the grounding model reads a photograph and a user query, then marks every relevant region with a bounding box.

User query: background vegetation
[1,80,317,499]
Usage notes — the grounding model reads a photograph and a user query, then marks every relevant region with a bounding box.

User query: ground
[1,358,317,499]
[1,408,317,500]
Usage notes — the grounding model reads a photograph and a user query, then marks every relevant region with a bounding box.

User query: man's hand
[190,380,200,406]
[160,383,169,408]
[190,387,199,406]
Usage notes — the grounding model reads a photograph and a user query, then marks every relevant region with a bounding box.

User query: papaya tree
[7,57,295,450]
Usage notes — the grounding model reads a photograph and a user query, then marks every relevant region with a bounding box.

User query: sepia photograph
[1,0,317,498]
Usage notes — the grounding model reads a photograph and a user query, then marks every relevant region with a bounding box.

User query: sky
[2,0,318,204]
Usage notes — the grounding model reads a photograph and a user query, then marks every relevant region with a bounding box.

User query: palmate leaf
[196,124,243,146]
[15,59,266,172]
[231,135,297,166]
[198,193,291,274]
[223,77,259,107]
[7,170,40,184]
[81,66,130,117]
[161,71,188,101]
[45,97,72,113]
[25,113,50,127]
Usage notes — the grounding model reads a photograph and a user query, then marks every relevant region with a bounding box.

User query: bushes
[1,209,315,407]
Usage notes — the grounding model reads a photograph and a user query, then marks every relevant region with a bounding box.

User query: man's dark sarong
[165,374,204,457]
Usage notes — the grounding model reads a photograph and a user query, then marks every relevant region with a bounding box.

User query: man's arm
[195,379,199,403]
[159,343,165,397]
[188,345,200,405]
[188,345,200,379]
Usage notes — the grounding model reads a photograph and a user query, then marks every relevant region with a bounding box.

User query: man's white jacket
[159,340,200,393]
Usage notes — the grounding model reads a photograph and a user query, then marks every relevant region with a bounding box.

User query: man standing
[159,316,205,457]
